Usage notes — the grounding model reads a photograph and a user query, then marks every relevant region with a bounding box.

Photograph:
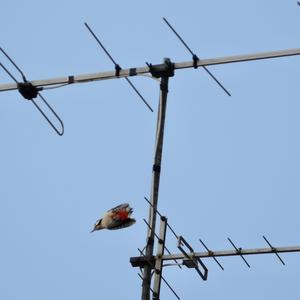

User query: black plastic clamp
[115,64,122,77]
[192,54,199,69]
[146,58,175,78]
[153,164,161,172]
[17,82,42,100]
[68,75,75,84]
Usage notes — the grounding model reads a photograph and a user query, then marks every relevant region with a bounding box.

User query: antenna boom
[1,48,299,92]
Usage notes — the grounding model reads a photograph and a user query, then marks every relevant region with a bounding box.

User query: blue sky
[1,0,300,299]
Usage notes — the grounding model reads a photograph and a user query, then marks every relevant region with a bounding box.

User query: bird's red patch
[115,210,129,221]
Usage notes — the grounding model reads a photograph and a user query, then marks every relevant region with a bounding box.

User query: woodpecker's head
[91,218,104,232]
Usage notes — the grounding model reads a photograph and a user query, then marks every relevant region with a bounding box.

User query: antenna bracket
[115,64,122,77]
[17,82,42,100]
[192,54,199,69]
[147,58,174,78]
[178,236,208,280]
[130,255,155,268]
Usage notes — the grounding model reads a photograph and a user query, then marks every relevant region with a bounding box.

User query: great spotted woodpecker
[91,203,136,232]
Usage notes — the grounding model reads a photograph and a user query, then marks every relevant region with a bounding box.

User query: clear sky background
[1,0,300,299]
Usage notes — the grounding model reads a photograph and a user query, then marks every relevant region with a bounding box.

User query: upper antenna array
[1,22,300,136]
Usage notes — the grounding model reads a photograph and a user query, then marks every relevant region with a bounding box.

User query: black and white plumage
[91,203,136,232]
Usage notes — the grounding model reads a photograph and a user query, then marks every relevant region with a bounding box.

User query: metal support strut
[152,216,168,300]
[141,58,173,300]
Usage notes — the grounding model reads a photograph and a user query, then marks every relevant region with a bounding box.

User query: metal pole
[141,76,169,300]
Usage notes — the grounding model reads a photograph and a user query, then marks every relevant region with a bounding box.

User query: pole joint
[152,164,161,172]
[146,58,174,78]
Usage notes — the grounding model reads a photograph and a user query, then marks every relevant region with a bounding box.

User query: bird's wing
[107,203,129,213]
[108,218,136,230]
[111,209,130,221]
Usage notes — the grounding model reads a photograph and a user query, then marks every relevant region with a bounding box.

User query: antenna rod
[143,218,182,269]
[144,196,179,239]
[84,22,153,112]
[262,235,285,265]
[227,237,251,268]
[0,47,27,81]
[162,17,231,96]
[138,248,180,300]
[0,61,18,83]
[199,239,224,270]
[84,22,118,66]
[162,18,194,57]
[33,94,64,136]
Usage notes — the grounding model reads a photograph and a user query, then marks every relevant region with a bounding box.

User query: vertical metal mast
[142,73,170,300]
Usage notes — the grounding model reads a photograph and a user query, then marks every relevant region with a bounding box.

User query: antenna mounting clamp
[17,82,42,100]
[147,58,175,78]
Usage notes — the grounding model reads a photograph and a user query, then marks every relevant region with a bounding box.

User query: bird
[91,203,136,232]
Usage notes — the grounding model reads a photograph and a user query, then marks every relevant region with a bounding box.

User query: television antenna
[1,18,300,300]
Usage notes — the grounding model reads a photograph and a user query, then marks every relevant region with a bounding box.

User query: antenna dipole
[0,47,64,135]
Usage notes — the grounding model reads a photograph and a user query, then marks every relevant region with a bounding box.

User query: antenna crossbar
[162,245,300,260]
[130,245,300,267]
[1,48,300,92]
